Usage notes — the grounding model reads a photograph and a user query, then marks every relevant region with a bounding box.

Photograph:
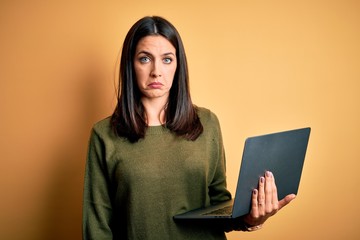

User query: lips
[148,82,163,89]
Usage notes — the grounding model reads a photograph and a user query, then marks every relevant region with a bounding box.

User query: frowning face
[134,35,177,102]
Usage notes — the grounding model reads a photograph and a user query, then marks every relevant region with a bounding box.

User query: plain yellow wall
[1,0,359,239]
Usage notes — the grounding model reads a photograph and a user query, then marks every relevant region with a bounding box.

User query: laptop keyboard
[202,205,233,216]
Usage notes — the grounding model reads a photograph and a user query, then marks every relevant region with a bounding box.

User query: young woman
[82,16,295,239]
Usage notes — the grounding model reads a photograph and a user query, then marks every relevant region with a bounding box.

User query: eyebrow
[136,50,176,57]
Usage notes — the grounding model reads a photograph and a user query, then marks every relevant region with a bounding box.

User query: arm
[207,112,232,205]
[82,129,113,239]
[204,110,295,232]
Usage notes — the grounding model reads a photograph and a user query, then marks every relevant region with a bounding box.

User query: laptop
[173,127,311,220]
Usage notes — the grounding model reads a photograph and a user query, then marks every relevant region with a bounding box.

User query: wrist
[240,216,263,232]
[243,222,263,232]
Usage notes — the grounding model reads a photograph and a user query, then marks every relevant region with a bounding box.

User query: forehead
[135,35,176,54]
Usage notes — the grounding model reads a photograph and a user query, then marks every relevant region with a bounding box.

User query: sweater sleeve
[205,110,252,233]
[206,111,232,205]
[82,129,113,239]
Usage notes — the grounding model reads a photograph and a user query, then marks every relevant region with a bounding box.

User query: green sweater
[83,107,232,239]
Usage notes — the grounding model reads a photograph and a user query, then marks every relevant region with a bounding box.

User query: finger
[268,172,279,211]
[258,176,265,214]
[278,194,296,210]
[264,171,273,212]
[250,189,259,218]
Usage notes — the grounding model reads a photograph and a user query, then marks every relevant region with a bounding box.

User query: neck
[141,97,168,126]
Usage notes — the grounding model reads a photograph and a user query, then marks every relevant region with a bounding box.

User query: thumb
[278,194,296,210]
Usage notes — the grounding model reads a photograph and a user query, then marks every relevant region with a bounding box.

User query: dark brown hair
[111,16,203,142]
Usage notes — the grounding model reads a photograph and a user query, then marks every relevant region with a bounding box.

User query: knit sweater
[82,107,232,239]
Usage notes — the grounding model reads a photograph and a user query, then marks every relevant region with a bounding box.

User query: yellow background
[1,0,359,239]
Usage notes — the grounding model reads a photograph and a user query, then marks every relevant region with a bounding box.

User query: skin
[133,35,295,229]
[134,35,177,126]
[242,171,296,227]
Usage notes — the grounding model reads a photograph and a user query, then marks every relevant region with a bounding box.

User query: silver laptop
[173,127,311,220]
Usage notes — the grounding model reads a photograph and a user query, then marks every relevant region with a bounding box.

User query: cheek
[134,67,147,84]
[165,70,176,88]
[167,66,177,81]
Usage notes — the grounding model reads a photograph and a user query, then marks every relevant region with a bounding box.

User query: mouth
[148,82,163,89]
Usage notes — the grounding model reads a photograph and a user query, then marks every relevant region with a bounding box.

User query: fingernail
[266,171,272,177]
[260,177,265,183]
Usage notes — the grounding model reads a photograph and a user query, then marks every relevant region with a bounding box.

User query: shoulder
[93,116,111,132]
[195,106,223,144]
[196,106,220,126]
[90,116,117,141]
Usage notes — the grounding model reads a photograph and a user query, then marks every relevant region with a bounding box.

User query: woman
[82,16,295,239]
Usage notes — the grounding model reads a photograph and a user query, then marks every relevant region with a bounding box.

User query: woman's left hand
[242,171,296,228]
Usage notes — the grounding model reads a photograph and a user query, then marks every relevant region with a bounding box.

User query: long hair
[111,16,203,142]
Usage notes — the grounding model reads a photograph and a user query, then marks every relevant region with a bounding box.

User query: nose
[150,60,162,78]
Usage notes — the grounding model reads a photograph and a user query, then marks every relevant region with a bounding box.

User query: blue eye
[139,56,150,63]
[163,58,172,64]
